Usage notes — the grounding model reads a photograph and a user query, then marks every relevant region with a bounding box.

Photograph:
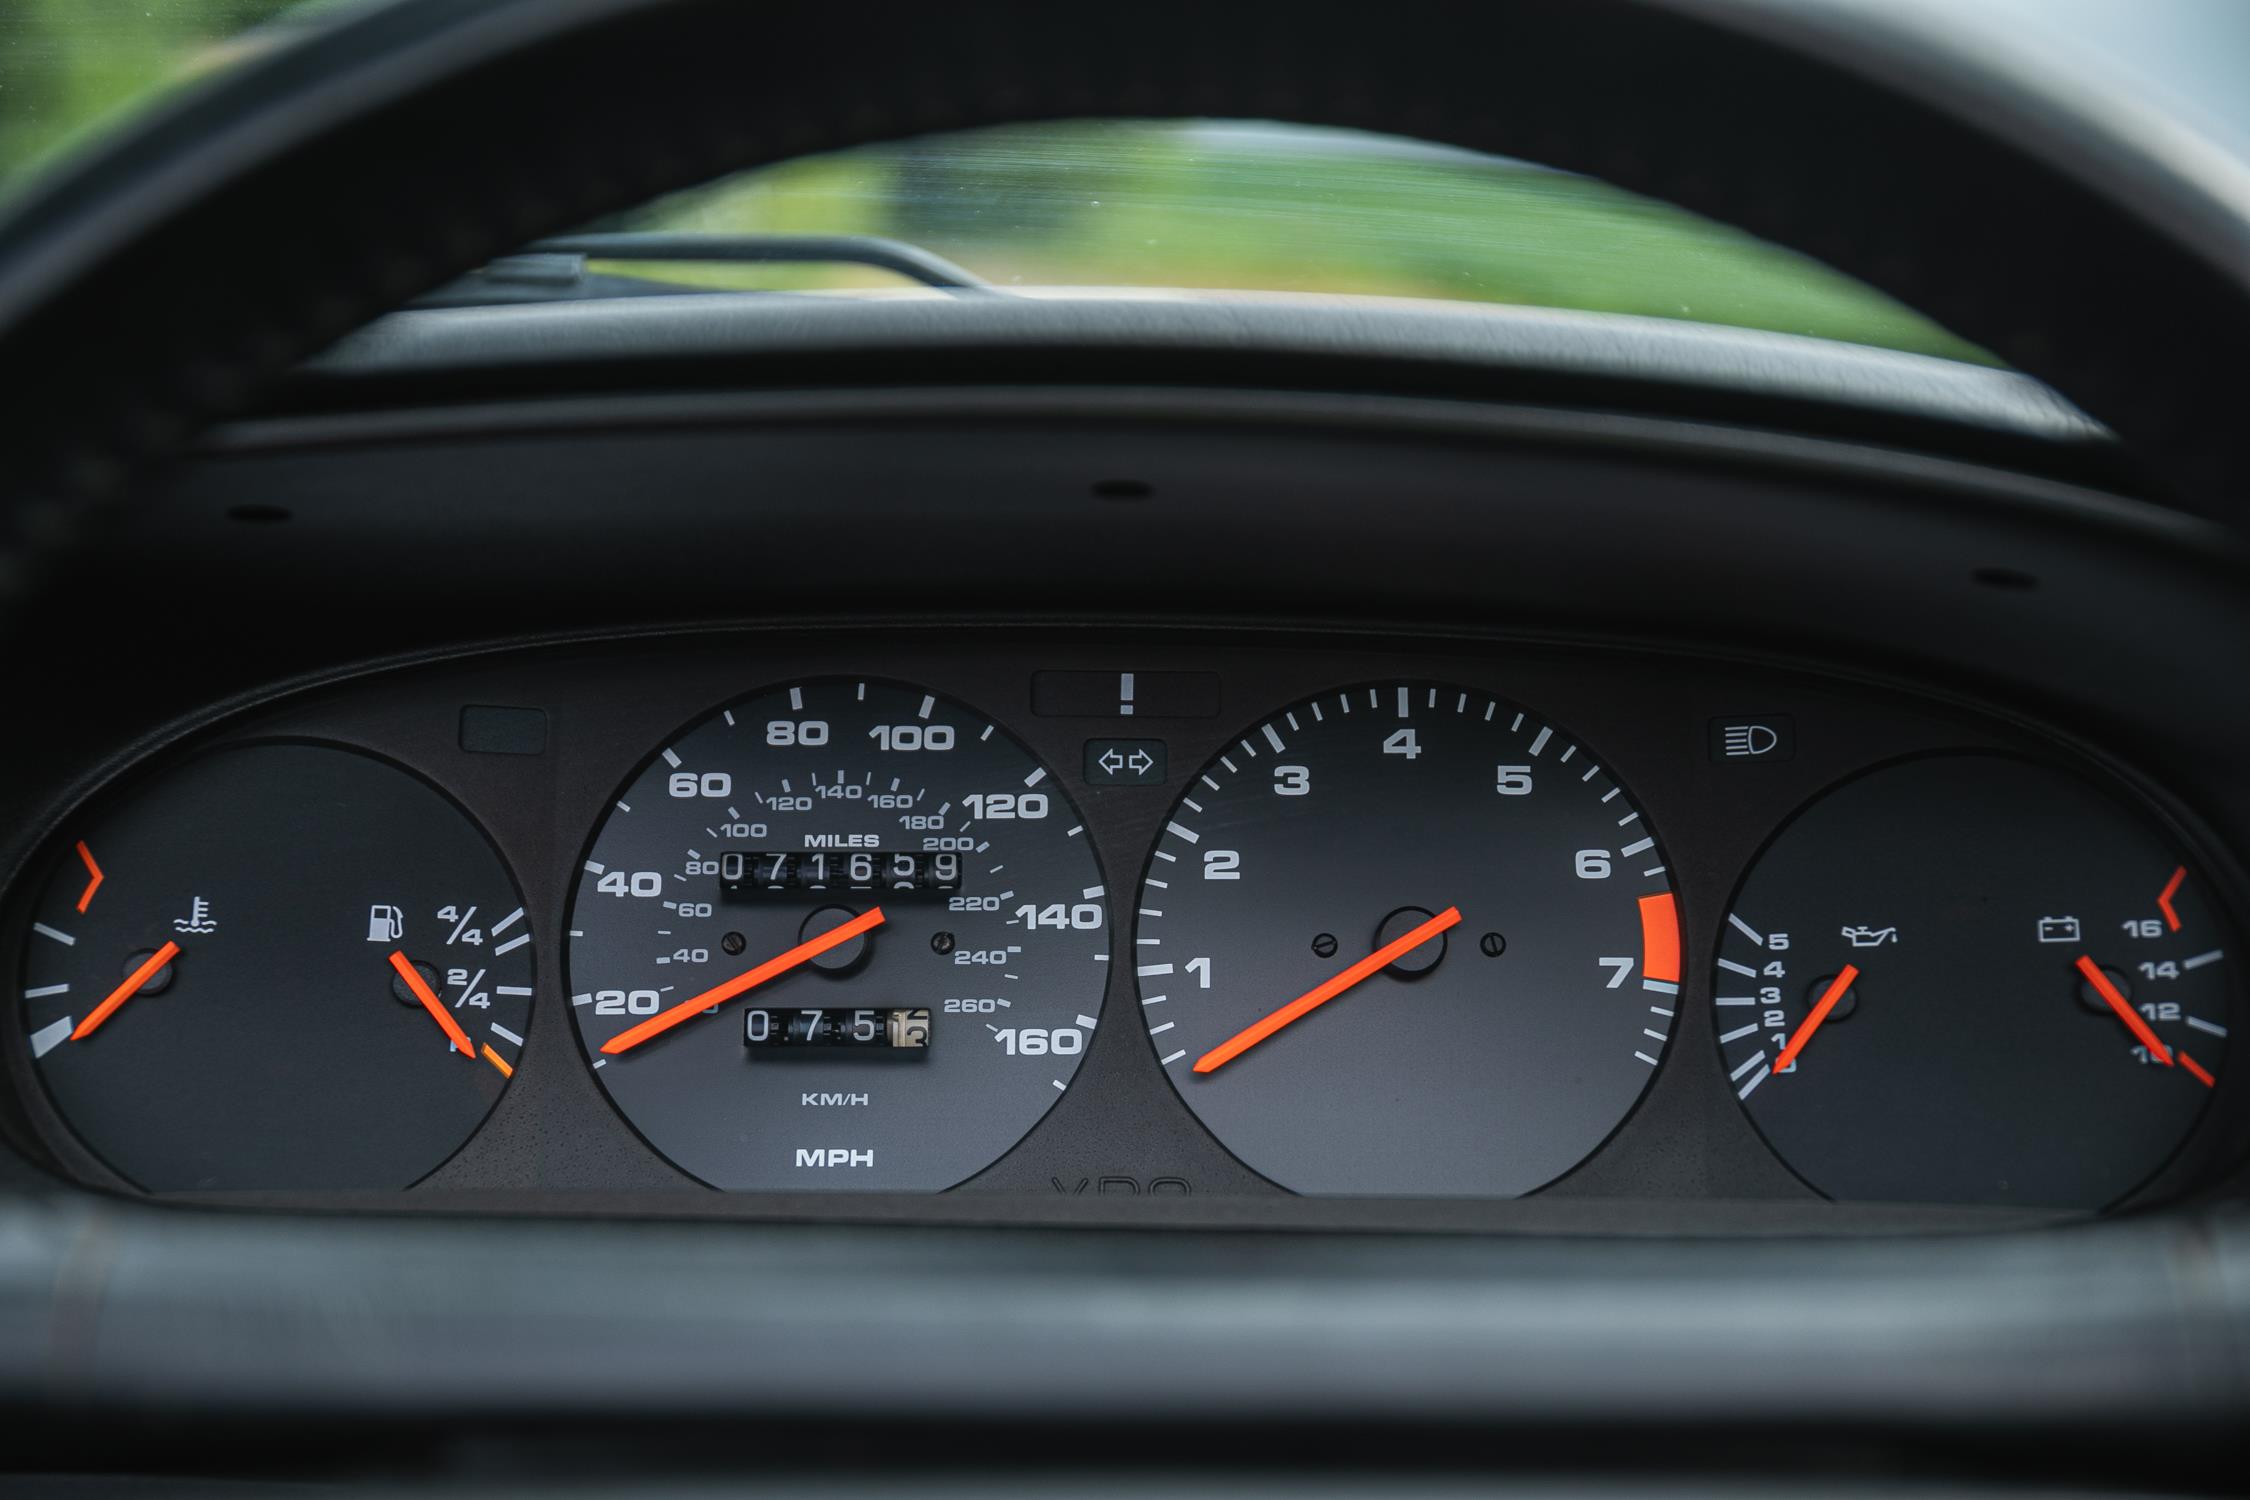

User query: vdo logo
[1050,1175,1193,1195]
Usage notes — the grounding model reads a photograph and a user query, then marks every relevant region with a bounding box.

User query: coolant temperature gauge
[15,743,534,1191]
[1715,754,2230,1209]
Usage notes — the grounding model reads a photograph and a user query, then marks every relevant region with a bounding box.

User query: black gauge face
[17,743,532,1191]
[567,679,1107,1191]
[1716,754,2232,1208]
[1134,682,1679,1196]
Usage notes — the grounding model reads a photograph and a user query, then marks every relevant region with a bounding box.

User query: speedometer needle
[602,907,888,1055]
[1194,906,1460,1074]
[1770,964,1859,1074]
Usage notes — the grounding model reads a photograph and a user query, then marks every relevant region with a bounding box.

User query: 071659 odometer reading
[566,678,1109,1191]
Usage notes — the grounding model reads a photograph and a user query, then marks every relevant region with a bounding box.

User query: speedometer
[567,678,1107,1191]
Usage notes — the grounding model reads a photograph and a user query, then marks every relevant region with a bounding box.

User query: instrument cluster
[4,629,2241,1222]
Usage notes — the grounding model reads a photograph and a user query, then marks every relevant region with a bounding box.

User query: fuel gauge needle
[388,949,478,1058]
[1770,964,1859,1074]
[70,941,181,1041]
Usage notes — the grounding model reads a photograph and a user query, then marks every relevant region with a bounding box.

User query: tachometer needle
[2074,954,2174,1066]
[1194,906,1460,1074]
[1770,964,1860,1075]
[602,907,888,1056]
[388,949,479,1059]
[70,941,181,1041]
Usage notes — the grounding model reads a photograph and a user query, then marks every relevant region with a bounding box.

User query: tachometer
[1134,682,1679,1196]
[567,678,1107,1190]
[1715,753,2232,1207]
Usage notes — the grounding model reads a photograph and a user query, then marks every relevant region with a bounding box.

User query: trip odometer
[568,679,1107,1191]
[1137,682,1680,1196]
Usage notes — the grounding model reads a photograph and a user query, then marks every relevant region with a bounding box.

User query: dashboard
[9,625,2242,1229]
[8,3,2250,1480]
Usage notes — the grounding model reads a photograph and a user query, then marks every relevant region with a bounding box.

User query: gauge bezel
[1708,747,2243,1210]
[5,734,536,1194]
[558,674,1114,1193]
[1129,678,1682,1198]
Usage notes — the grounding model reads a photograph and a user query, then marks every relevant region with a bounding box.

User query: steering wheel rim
[0,0,2244,600]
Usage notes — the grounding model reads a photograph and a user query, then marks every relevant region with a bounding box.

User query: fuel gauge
[15,742,534,1191]
[1715,753,2230,1208]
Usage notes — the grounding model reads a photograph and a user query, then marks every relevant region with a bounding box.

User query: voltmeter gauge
[15,742,534,1191]
[566,678,1107,1191]
[1716,753,2232,1208]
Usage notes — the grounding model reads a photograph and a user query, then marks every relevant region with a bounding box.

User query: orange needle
[602,907,888,1056]
[1771,964,1860,1074]
[389,950,478,1059]
[1195,906,1461,1074]
[2074,954,2173,1066]
[70,941,179,1041]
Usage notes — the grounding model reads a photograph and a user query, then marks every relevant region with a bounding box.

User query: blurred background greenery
[0,0,1990,363]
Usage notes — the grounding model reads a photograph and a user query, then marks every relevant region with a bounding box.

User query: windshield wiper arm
[415,232,991,307]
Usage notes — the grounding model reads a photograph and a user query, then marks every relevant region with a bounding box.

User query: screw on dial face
[1135,682,1678,1197]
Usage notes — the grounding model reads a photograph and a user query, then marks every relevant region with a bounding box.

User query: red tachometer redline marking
[1637,892,1680,985]
[2179,1051,2216,1089]
[73,840,103,914]
[2158,866,2186,932]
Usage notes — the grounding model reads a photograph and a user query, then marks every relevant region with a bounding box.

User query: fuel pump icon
[365,904,405,943]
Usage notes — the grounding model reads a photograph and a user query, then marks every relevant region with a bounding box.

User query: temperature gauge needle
[602,907,888,1056]
[1195,906,1460,1074]
[70,941,181,1041]
[1770,964,1860,1074]
[2074,954,2174,1066]
[388,950,478,1059]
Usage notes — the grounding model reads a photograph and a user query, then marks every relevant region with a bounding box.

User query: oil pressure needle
[602,907,888,1056]
[1770,964,1860,1074]
[1194,906,1460,1074]
[388,949,480,1059]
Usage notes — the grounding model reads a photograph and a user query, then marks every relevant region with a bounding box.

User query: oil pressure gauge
[1715,753,2232,1208]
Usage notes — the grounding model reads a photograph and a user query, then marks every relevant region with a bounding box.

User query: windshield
[0,4,2002,363]
[573,119,1989,362]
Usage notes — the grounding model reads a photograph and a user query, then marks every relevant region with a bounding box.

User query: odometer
[1135,682,1679,1196]
[567,679,1107,1191]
